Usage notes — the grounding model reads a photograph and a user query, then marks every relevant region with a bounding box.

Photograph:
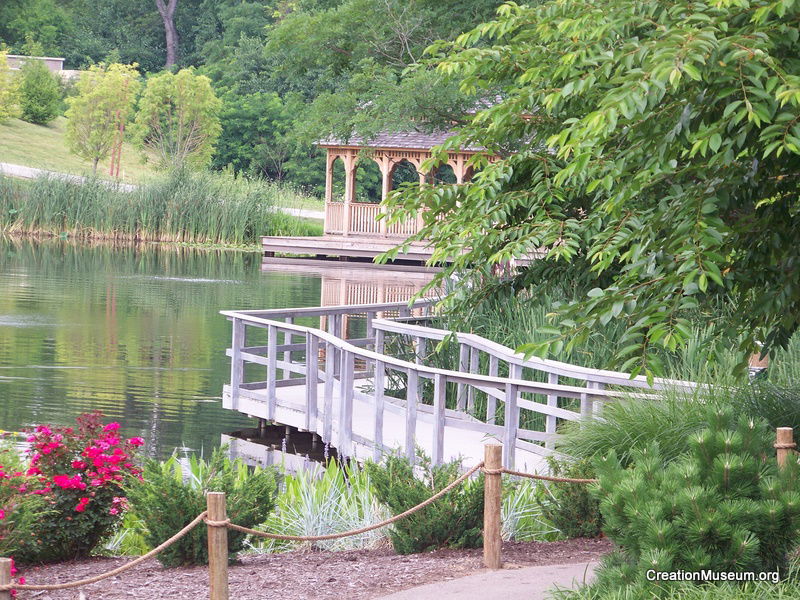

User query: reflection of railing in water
[223,424,338,474]
[221,300,700,472]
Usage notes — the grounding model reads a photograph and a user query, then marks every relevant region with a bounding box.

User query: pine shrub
[365,453,484,554]
[591,407,800,597]
[126,448,278,567]
[538,457,602,539]
[18,60,61,125]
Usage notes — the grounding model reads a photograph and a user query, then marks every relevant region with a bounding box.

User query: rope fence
[1,429,793,599]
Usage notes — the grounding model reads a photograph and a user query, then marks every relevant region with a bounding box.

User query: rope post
[483,444,503,569]
[207,492,229,600]
[776,427,796,469]
[0,558,11,600]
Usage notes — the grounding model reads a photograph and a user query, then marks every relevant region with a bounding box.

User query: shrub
[18,60,61,125]
[126,448,278,567]
[0,414,143,564]
[0,51,20,122]
[365,452,483,554]
[558,392,724,468]
[538,457,602,539]
[255,459,389,553]
[591,406,800,597]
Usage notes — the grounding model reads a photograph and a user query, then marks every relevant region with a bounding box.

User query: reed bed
[0,170,322,246]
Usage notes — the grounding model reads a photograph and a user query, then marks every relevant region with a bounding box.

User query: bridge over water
[220,300,696,473]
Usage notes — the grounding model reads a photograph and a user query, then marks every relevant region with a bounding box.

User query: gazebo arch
[318,131,489,237]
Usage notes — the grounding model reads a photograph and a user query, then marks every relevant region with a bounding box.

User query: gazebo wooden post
[378,155,392,237]
[343,151,357,237]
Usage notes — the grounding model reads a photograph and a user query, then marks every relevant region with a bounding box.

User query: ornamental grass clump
[591,407,800,598]
[126,447,278,567]
[365,452,483,554]
[0,412,144,563]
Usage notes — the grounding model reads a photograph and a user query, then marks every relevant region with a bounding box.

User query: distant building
[5,55,79,81]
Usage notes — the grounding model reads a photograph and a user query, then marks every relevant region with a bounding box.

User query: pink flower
[109,508,118,515]
[71,460,87,470]
[0,509,5,520]
[74,497,91,512]
[103,422,120,432]
[127,437,144,447]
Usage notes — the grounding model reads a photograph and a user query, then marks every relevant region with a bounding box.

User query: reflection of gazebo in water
[319,131,483,237]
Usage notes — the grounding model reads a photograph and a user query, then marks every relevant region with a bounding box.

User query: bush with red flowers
[0,412,143,564]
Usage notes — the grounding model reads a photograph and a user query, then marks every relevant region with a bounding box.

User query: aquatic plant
[0,169,322,246]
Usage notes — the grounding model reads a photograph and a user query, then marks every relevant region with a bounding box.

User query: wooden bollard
[207,492,229,600]
[0,557,12,600]
[776,427,796,469]
[483,444,503,569]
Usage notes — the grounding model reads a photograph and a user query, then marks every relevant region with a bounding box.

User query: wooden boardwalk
[221,301,698,473]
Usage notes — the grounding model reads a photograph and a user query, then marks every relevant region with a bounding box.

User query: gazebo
[318,131,484,237]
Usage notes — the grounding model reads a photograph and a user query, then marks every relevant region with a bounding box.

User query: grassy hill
[0,117,158,184]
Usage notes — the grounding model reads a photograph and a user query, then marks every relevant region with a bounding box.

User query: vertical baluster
[503,382,519,469]
[373,358,385,462]
[323,340,334,443]
[305,334,319,431]
[266,325,277,421]
[415,336,426,401]
[456,343,469,411]
[405,369,418,463]
[433,374,446,465]
[546,372,559,449]
[580,380,594,421]
[467,347,479,414]
[282,317,293,380]
[366,311,376,344]
[487,355,498,423]
[230,318,244,410]
[593,382,605,416]
[338,350,354,457]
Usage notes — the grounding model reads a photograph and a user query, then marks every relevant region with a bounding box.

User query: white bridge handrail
[221,301,699,470]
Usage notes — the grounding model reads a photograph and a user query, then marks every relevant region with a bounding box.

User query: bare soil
[17,538,612,600]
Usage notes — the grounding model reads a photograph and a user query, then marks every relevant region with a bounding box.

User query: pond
[0,237,323,458]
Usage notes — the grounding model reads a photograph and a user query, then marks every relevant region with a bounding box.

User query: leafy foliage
[538,457,602,539]
[591,407,800,596]
[133,68,221,170]
[384,0,800,379]
[126,447,278,567]
[65,62,141,173]
[365,452,483,554]
[0,51,21,122]
[18,59,61,124]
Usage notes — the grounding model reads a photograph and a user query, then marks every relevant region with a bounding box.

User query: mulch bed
[17,538,612,600]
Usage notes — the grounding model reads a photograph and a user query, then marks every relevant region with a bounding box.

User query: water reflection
[0,237,322,458]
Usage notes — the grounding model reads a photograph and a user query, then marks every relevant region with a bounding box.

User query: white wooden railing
[221,301,699,469]
[324,201,422,236]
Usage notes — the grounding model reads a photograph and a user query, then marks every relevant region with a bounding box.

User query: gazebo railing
[324,201,422,237]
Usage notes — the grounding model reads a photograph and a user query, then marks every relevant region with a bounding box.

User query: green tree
[133,68,221,170]
[65,63,141,173]
[384,0,800,379]
[18,59,61,124]
[0,51,21,123]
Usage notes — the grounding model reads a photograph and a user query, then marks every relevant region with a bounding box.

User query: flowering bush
[0,412,143,564]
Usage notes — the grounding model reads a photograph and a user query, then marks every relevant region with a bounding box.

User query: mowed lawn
[0,117,158,184]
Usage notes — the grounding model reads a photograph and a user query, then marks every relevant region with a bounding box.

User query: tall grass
[0,170,322,246]
[440,288,800,386]
[251,460,390,553]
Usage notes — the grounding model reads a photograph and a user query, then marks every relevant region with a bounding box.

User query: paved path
[0,162,325,219]
[378,561,598,600]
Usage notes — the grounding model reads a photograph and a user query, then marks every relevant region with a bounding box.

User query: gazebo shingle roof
[318,130,482,151]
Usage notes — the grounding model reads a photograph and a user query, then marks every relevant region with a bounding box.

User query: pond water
[0,237,322,458]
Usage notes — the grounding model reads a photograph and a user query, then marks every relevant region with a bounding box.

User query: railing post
[373,358,386,461]
[338,349,354,457]
[456,343,469,411]
[503,383,519,469]
[487,355,499,423]
[776,427,796,468]
[207,492,229,600]
[323,340,334,444]
[0,558,12,600]
[230,319,244,410]
[433,374,446,465]
[405,369,418,464]
[305,334,319,431]
[546,373,558,449]
[483,444,503,569]
[266,325,277,421]
[283,317,294,380]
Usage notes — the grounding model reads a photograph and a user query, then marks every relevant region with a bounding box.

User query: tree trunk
[155,0,179,69]
[92,156,99,175]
